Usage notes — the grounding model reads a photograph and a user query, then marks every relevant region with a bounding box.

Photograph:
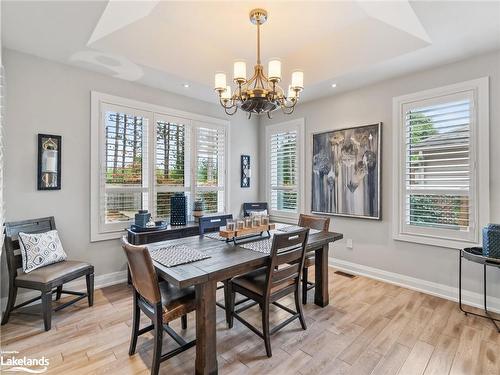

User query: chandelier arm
[219,97,236,110]
[225,106,238,116]
[281,105,295,115]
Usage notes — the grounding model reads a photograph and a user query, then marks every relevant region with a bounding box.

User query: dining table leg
[314,244,330,307]
[195,280,218,375]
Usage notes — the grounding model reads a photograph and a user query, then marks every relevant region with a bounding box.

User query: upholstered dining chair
[2,217,94,331]
[228,228,309,357]
[121,239,196,375]
[298,214,330,304]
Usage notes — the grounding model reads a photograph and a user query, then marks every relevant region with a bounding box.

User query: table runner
[149,244,211,267]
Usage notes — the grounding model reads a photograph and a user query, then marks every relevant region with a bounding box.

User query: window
[393,78,489,248]
[266,119,304,219]
[91,92,229,241]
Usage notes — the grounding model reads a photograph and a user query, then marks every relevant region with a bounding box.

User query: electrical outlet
[346,239,353,249]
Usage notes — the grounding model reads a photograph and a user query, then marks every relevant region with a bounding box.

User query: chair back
[4,217,57,279]
[199,214,233,235]
[298,214,330,231]
[265,228,309,296]
[121,239,161,305]
[243,202,268,217]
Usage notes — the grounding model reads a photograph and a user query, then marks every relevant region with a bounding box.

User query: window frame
[90,91,230,242]
[265,118,305,221]
[392,78,489,249]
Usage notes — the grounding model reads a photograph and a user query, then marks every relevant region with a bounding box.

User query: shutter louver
[404,98,473,232]
[103,111,147,224]
[195,126,225,214]
[270,130,298,213]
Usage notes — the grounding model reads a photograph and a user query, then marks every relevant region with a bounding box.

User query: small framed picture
[241,155,251,188]
[37,134,62,190]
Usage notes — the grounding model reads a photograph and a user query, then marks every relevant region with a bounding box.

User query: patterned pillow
[18,230,67,273]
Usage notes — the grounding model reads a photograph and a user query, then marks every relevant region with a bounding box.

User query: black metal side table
[459,247,500,332]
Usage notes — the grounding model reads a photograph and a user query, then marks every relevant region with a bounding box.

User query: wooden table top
[147,230,343,288]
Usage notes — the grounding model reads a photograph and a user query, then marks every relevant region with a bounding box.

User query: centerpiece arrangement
[219,214,274,244]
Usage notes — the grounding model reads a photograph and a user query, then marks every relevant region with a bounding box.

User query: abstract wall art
[311,123,381,219]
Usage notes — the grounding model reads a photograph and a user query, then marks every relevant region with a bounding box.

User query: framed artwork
[241,155,251,188]
[37,134,62,190]
[311,123,381,219]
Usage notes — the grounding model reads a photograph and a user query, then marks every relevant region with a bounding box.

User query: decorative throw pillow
[18,230,67,273]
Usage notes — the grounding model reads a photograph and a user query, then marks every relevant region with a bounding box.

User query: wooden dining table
[147,228,343,375]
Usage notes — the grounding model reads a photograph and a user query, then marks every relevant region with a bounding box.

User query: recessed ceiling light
[183,83,190,88]
[331,83,337,88]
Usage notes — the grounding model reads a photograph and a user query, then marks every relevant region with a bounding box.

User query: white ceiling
[2,1,500,105]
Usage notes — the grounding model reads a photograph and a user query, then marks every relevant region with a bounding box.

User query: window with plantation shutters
[266,119,304,218]
[91,92,229,241]
[393,78,489,248]
[101,105,149,234]
[195,125,225,214]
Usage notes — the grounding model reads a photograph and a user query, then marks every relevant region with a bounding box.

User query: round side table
[459,247,500,332]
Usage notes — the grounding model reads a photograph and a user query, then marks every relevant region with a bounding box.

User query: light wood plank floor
[1,268,499,375]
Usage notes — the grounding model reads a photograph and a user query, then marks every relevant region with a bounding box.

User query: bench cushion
[16,260,93,286]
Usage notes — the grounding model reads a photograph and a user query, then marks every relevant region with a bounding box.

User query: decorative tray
[130,221,168,232]
[219,223,275,242]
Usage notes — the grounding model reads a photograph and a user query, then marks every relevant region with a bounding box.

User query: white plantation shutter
[195,125,225,214]
[154,115,190,219]
[398,88,483,245]
[100,104,150,233]
[267,120,304,216]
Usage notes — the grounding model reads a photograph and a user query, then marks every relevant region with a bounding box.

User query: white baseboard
[0,270,127,309]
[329,258,500,314]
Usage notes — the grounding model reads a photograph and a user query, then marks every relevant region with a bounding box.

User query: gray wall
[260,50,500,299]
[2,49,259,298]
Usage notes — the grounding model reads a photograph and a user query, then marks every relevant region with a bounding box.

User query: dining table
[147,226,343,375]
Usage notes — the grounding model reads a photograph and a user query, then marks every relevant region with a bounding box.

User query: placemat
[204,231,227,241]
[239,238,273,254]
[149,245,211,267]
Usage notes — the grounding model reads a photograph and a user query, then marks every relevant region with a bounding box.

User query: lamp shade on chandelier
[214,9,304,118]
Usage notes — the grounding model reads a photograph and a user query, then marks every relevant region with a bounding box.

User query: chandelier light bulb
[214,72,227,90]
[268,59,282,81]
[291,70,304,90]
[221,86,232,100]
[233,61,247,81]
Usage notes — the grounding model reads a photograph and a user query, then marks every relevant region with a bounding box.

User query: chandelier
[214,8,304,118]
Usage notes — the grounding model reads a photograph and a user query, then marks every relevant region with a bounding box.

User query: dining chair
[298,214,330,304]
[228,228,309,357]
[121,239,196,375]
[2,217,94,331]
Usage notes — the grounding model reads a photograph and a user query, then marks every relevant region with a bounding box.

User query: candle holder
[244,217,253,228]
[37,134,62,190]
[236,219,245,230]
[226,220,236,231]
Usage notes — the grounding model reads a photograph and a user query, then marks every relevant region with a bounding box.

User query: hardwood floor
[1,268,499,374]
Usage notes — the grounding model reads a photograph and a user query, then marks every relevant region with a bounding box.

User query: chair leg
[228,287,236,329]
[1,285,17,325]
[151,313,163,375]
[41,291,52,331]
[302,267,308,305]
[56,285,63,301]
[295,287,307,330]
[262,302,272,357]
[86,273,94,307]
[181,314,188,330]
[129,292,140,355]
[223,280,231,325]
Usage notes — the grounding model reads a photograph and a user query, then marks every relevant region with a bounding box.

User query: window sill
[393,233,478,250]
[91,230,126,243]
